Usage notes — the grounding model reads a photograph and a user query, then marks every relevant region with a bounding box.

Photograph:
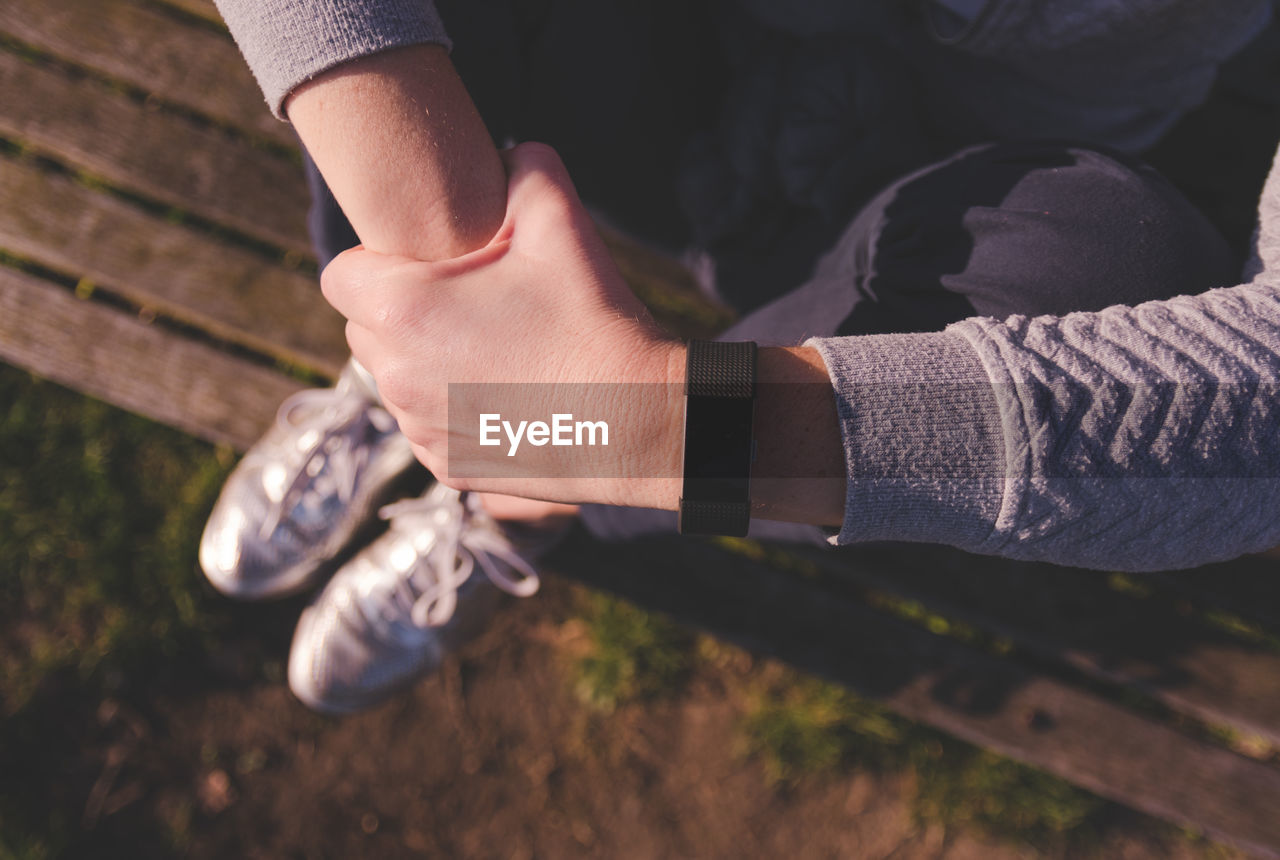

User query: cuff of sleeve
[803,330,1006,550]
[214,0,453,119]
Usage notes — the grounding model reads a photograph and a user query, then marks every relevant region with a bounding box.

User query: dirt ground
[4,570,1222,860]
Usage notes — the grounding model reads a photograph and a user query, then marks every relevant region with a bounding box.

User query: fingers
[409,440,461,491]
[409,440,435,476]
[500,142,576,203]
[322,233,514,333]
[320,246,414,327]
[500,142,590,249]
[325,250,468,340]
[323,142,582,329]
[343,320,384,384]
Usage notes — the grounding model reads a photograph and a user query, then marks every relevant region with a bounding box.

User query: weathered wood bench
[4,0,1280,855]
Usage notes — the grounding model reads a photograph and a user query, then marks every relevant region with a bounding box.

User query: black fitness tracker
[678,340,757,537]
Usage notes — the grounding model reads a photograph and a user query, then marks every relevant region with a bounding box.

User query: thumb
[500,142,593,249]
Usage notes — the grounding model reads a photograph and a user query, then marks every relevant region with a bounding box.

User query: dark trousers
[303,140,1236,545]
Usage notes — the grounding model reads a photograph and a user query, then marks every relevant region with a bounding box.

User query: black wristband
[678,340,757,537]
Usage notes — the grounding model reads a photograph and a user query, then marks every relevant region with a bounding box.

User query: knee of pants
[839,141,1239,335]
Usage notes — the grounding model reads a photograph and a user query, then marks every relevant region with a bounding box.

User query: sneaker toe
[199,489,314,599]
[288,591,444,715]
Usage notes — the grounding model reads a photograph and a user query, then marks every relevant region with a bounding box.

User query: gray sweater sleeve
[807,146,1280,571]
[212,0,451,118]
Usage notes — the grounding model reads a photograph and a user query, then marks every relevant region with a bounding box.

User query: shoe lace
[375,494,541,631]
[258,387,397,538]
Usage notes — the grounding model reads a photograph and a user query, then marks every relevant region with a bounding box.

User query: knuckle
[391,408,446,453]
[374,361,416,410]
[389,413,422,445]
[436,471,470,493]
[413,445,439,475]
[320,249,364,303]
[343,319,361,351]
[413,444,448,481]
[319,270,336,302]
[318,252,347,295]
[370,301,409,338]
[364,268,428,338]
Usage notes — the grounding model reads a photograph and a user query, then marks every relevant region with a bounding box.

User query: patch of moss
[738,673,906,784]
[0,365,229,715]
[911,745,1102,850]
[739,669,1115,853]
[570,593,694,712]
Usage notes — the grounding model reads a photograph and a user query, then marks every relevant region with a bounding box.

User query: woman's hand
[321,143,685,510]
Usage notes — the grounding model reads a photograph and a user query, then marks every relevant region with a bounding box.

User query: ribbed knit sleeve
[808,146,1280,571]
[805,332,1007,551]
[212,0,451,119]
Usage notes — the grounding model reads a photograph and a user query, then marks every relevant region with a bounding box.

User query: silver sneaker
[200,359,417,600]
[287,483,541,715]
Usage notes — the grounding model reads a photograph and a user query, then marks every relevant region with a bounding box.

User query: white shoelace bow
[258,387,397,538]
[376,495,541,630]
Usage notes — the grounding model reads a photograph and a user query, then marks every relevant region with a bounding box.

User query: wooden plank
[151,0,225,27]
[1146,555,1280,631]
[1,0,292,147]
[792,544,1280,747]
[0,50,312,256]
[0,267,302,449]
[0,156,347,376]
[0,46,726,323]
[550,536,1280,859]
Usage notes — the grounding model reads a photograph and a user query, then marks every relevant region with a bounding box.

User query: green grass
[739,674,906,783]
[0,365,233,854]
[567,596,1144,855]
[569,592,694,712]
[910,746,1103,847]
[738,668,1110,852]
[0,364,230,716]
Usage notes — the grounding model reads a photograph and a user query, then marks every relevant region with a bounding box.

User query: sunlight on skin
[477,493,580,527]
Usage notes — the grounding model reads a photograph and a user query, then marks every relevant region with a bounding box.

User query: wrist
[677,340,759,536]
[581,342,845,527]
[751,346,845,526]
[609,338,685,511]
[286,44,506,262]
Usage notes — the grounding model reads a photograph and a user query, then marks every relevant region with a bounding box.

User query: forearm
[286,44,506,260]
[213,0,504,261]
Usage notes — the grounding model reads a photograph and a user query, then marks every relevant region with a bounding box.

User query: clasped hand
[321,143,684,510]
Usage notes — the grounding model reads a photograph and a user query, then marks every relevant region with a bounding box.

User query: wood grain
[793,543,1280,746]
[1,0,291,146]
[0,156,346,376]
[152,0,225,27]
[552,537,1280,859]
[0,267,302,449]
[1147,555,1280,630]
[0,50,312,255]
